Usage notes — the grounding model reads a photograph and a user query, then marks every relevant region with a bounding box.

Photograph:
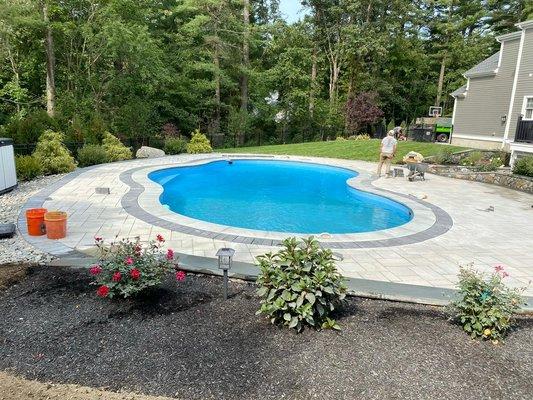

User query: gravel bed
[0,175,64,265]
[0,266,532,400]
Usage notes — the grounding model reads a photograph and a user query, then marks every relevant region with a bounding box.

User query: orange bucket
[44,211,67,240]
[26,208,48,236]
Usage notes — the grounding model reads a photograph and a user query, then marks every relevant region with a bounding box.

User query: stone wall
[427,165,533,194]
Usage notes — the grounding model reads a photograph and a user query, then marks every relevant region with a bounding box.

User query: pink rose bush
[90,235,186,299]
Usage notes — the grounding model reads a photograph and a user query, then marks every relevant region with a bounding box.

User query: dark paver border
[119,159,454,249]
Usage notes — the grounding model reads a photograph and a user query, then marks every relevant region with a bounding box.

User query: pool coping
[121,155,453,249]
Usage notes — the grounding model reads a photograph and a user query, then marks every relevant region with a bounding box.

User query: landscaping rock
[136,146,165,159]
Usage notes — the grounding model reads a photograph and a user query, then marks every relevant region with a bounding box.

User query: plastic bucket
[26,208,48,236]
[44,211,67,240]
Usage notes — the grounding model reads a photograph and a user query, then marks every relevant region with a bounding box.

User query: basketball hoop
[429,106,442,117]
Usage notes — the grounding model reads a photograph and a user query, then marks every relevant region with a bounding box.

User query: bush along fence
[13,136,166,156]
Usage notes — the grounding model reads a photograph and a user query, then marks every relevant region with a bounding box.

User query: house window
[524,96,533,120]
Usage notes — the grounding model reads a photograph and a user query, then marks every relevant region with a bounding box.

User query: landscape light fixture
[216,247,235,300]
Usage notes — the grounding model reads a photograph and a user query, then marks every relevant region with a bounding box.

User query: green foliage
[513,156,533,177]
[256,237,347,332]
[461,151,503,171]
[15,155,42,181]
[33,130,77,174]
[448,264,524,341]
[186,130,212,154]
[77,144,109,167]
[102,132,132,162]
[3,111,59,144]
[164,138,188,155]
[90,235,182,299]
[460,151,483,166]
[432,147,456,165]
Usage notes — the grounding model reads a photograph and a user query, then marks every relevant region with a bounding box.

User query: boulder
[136,146,165,159]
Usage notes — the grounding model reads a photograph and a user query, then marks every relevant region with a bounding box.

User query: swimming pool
[148,159,412,234]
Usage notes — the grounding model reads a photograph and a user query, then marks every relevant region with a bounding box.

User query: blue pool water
[148,160,412,234]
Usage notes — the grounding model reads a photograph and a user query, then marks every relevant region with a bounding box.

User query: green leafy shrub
[460,151,483,166]
[256,237,347,332]
[513,156,533,177]
[77,144,109,167]
[352,134,371,141]
[186,130,212,154]
[102,132,132,162]
[89,235,186,299]
[432,147,456,165]
[164,138,188,155]
[33,130,77,174]
[3,110,59,144]
[15,155,43,181]
[448,264,524,342]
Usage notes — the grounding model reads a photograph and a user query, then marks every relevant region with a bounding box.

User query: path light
[216,248,235,300]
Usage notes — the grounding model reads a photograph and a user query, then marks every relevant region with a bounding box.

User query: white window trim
[522,95,533,121]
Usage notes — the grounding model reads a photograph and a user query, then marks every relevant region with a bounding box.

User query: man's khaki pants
[377,153,393,176]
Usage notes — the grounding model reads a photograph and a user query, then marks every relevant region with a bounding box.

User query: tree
[345,91,384,136]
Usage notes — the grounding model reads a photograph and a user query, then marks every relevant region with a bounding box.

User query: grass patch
[220,140,468,163]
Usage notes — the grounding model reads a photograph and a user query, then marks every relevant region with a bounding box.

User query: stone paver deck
[19,154,533,296]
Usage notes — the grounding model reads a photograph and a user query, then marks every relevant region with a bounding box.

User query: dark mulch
[0,266,532,400]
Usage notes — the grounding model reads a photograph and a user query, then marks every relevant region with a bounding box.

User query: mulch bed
[0,266,532,400]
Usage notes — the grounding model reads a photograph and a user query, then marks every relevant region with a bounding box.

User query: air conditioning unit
[0,138,17,194]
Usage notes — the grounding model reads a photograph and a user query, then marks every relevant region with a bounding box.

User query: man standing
[377,130,398,177]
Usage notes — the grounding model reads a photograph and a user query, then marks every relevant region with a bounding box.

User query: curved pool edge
[147,158,414,234]
[120,155,453,249]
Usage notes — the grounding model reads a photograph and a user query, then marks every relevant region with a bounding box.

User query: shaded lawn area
[220,139,468,164]
[0,266,531,400]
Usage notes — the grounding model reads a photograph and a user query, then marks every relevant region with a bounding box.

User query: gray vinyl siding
[453,38,520,141]
[508,28,533,140]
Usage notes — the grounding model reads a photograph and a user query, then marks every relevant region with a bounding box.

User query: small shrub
[164,138,188,155]
[335,136,347,141]
[513,156,533,177]
[460,151,483,166]
[353,134,371,141]
[102,132,132,162]
[448,264,525,342]
[15,155,43,181]
[89,235,186,299]
[77,144,109,167]
[33,130,77,174]
[256,237,347,332]
[186,130,212,154]
[432,147,456,165]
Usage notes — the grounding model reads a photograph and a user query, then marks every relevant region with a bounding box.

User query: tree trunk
[435,54,446,109]
[42,1,56,117]
[6,46,21,113]
[309,46,317,118]
[240,0,250,113]
[213,38,221,138]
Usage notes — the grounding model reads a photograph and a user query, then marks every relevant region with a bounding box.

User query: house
[450,20,533,165]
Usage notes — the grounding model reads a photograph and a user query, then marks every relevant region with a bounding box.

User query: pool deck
[19,154,533,298]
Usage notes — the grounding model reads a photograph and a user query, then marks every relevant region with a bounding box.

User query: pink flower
[94,237,103,242]
[495,265,504,272]
[176,270,186,282]
[97,285,109,297]
[89,265,102,275]
[130,268,141,280]
[156,234,165,243]
[134,245,142,255]
[166,249,174,260]
[112,271,122,282]
[125,257,134,265]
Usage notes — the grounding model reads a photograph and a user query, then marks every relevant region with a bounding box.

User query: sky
[279,0,308,23]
